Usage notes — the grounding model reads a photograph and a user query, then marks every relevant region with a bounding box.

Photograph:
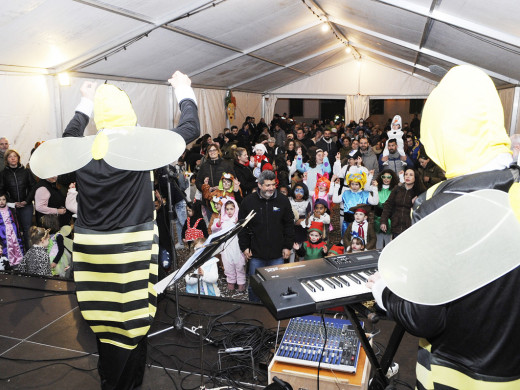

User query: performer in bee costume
[30,71,200,389]
[368,65,520,389]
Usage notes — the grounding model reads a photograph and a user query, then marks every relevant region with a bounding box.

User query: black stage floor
[0,273,419,389]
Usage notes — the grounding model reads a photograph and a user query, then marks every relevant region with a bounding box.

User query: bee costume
[31,82,199,389]
[372,66,520,389]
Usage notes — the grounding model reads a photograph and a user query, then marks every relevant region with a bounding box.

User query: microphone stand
[164,166,184,330]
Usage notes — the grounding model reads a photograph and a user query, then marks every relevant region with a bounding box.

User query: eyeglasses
[381,175,393,179]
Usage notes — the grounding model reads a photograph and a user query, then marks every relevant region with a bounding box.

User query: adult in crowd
[416,154,446,189]
[233,147,257,197]
[34,176,70,227]
[368,65,520,389]
[195,143,234,215]
[2,149,35,249]
[378,139,413,173]
[238,170,295,301]
[405,134,425,166]
[379,168,425,238]
[0,138,9,172]
[58,71,199,389]
[273,123,286,148]
[315,128,338,157]
[358,137,379,175]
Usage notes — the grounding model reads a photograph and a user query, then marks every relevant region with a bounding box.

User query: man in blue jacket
[238,170,295,301]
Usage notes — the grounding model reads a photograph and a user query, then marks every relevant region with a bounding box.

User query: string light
[301,0,360,60]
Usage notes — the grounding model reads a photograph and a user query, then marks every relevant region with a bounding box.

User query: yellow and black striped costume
[73,221,159,350]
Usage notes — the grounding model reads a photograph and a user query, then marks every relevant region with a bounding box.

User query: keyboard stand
[344,305,405,390]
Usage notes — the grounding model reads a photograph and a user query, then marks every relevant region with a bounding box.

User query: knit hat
[346,172,367,189]
[253,143,267,155]
[308,221,324,236]
[349,204,371,215]
[328,244,344,256]
[261,162,274,171]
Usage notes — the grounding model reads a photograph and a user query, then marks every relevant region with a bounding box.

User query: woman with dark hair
[380,168,426,238]
[2,149,36,249]
[295,146,331,193]
[284,139,297,163]
[195,143,234,216]
[273,155,290,188]
[374,169,400,248]
[289,182,312,243]
[233,147,256,197]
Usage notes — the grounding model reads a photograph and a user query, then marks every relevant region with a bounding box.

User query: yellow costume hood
[94,84,137,130]
[421,65,511,178]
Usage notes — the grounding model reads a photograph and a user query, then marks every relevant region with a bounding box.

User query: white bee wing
[29,136,95,179]
[379,189,520,305]
[102,127,186,171]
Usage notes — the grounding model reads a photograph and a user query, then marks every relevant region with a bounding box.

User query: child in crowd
[65,182,78,215]
[250,144,270,177]
[0,193,24,267]
[289,183,312,243]
[41,214,72,278]
[327,244,345,257]
[207,196,223,235]
[18,226,52,277]
[382,115,406,162]
[293,221,328,260]
[333,150,369,179]
[182,201,208,248]
[278,185,290,197]
[374,169,399,249]
[330,172,379,236]
[185,237,220,296]
[347,237,366,253]
[301,199,331,241]
[343,204,376,251]
[186,174,199,202]
[212,198,246,291]
[312,173,332,209]
[202,172,242,204]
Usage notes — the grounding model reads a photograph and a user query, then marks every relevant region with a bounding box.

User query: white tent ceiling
[2,0,519,91]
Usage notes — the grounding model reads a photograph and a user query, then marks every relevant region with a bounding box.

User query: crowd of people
[0,108,446,290]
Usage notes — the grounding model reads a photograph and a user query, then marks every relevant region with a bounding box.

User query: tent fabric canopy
[1,0,519,162]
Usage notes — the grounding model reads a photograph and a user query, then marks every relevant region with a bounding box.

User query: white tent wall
[0,73,58,165]
[271,60,436,98]
[231,91,263,129]
[173,88,226,140]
